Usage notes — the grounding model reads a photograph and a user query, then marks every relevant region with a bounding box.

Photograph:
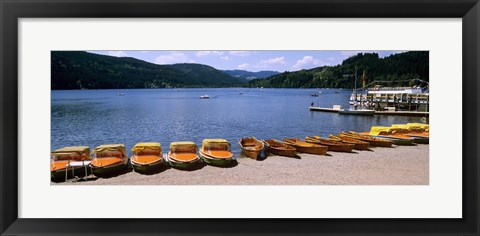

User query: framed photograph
[1,0,479,235]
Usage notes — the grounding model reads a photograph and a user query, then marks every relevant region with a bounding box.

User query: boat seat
[50,160,70,171]
[203,150,233,159]
[169,153,198,162]
[91,157,124,167]
[131,155,161,164]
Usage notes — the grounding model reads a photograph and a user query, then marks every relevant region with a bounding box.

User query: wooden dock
[374,111,429,116]
[309,106,344,112]
[309,107,429,116]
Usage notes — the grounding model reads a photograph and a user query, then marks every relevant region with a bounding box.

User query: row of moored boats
[51,123,428,182]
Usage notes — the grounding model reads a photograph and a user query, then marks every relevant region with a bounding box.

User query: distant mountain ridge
[222,70,280,80]
[51,51,246,89]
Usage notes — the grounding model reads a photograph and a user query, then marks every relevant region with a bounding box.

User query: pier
[309,106,429,116]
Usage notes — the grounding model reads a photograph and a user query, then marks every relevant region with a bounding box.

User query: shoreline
[54,144,429,185]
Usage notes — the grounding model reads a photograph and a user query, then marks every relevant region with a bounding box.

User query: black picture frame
[1,0,479,235]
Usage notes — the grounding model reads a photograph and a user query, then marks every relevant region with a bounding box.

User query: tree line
[248,51,429,89]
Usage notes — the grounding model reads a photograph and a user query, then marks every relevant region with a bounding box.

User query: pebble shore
[54,144,429,185]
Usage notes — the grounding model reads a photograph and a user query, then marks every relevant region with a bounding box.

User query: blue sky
[88,50,405,72]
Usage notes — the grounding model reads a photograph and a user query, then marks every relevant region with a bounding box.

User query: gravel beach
[54,144,429,185]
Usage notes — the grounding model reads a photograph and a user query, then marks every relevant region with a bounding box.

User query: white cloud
[154,52,194,64]
[229,51,252,57]
[195,51,224,57]
[291,56,323,71]
[237,63,250,70]
[258,57,286,68]
[220,56,231,61]
[108,51,128,57]
[236,57,286,71]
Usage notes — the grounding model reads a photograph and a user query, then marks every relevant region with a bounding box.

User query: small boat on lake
[130,142,164,173]
[340,132,393,147]
[329,134,370,150]
[305,136,354,152]
[200,95,210,99]
[90,144,129,176]
[310,93,319,97]
[168,141,201,169]
[199,139,235,166]
[282,138,328,155]
[262,139,297,157]
[51,146,91,181]
[238,137,264,159]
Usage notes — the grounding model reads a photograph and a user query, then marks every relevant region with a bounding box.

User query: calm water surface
[51,88,427,156]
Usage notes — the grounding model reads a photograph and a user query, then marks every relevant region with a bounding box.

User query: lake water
[51,88,427,156]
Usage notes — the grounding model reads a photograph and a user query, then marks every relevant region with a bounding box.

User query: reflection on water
[51,88,427,156]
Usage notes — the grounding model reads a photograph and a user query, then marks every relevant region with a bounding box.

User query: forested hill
[248,51,429,89]
[51,51,246,89]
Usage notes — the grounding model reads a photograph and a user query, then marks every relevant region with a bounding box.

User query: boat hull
[374,136,415,145]
[265,147,297,157]
[283,138,328,155]
[168,158,201,170]
[242,149,262,159]
[199,151,234,166]
[51,166,89,181]
[340,133,393,147]
[91,158,128,176]
[329,135,370,150]
[263,140,297,157]
[358,132,415,146]
[405,135,429,144]
[131,159,164,173]
[294,146,328,155]
[306,137,354,152]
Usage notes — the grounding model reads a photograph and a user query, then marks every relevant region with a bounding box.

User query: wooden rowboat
[199,139,235,166]
[357,132,415,146]
[238,137,264,159]
[356,128,416,146]
[329,135,370,150]
[282,138,328,155]
[340,132,393,147]
[262,139,297,157]
[305,136,354,152]
[130,142,164,173]
[168,141,201,169]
